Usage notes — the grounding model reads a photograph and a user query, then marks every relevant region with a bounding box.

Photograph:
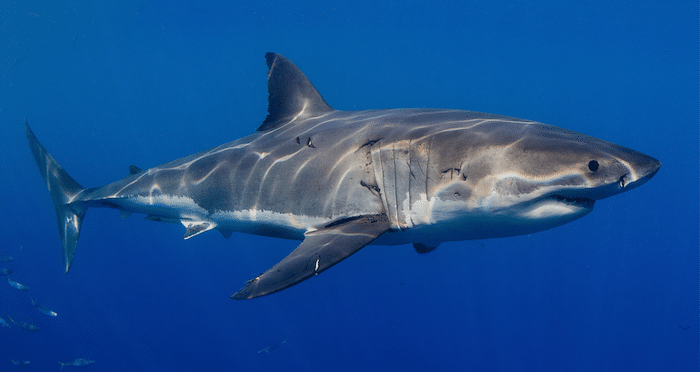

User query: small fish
[8,277,28,291]
[11,359,30,365]
[258,339,286,354]
[6,316,39,331]
[59,358,95,369]
[0,268,12,276]
[0,316,10,328]
[28,295,58,317]
[0,255,13,262]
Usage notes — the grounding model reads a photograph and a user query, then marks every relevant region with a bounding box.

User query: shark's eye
[588,160,599,172]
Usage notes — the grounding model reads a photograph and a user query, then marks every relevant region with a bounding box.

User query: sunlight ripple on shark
[25,53,661,299]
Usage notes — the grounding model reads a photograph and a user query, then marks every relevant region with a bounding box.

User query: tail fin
[25,120,87,274]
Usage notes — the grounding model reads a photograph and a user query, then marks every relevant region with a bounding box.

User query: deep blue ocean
[1,1,697,371]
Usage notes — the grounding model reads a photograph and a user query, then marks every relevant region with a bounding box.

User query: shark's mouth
[550,194,595,208]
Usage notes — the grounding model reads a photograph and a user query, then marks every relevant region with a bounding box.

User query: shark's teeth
[550,194,594,208]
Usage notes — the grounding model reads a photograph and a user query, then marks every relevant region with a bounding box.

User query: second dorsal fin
[256,53,334,132]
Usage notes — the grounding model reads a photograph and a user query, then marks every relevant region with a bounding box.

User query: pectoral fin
[231,214,390,300]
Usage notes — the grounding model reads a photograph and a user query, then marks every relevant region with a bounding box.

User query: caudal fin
[25,120,87,273]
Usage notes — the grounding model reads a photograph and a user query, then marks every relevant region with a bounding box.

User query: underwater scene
[1,1,698,371]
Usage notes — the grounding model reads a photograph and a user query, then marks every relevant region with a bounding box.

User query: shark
[25,53,661,300]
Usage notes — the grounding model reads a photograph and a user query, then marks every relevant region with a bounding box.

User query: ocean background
[1,1,697,371]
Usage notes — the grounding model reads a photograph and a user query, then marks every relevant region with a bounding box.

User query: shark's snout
[622,152,661,190]
[588,148,660,200]
[641,157,662,180]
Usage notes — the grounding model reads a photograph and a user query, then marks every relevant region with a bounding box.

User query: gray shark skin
[25,53,661,300]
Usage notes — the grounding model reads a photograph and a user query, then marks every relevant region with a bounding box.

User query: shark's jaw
[519,193,595,220]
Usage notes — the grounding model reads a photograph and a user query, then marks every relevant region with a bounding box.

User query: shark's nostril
[619,174,628,188]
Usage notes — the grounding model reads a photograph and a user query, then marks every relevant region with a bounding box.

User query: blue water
[1,1,697,371]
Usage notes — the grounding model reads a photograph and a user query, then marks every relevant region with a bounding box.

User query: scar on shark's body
[25,53,660,299]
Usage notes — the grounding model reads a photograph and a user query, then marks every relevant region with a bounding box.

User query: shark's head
[507,122,660,202]
[421,119,661,239]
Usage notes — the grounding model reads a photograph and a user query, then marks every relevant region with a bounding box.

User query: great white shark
[26,53,661,300]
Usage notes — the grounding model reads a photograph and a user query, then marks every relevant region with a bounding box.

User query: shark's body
[26,53,660,299]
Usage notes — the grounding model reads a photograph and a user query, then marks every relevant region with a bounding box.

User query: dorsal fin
[128,165,142,175]
[257,53,334,132]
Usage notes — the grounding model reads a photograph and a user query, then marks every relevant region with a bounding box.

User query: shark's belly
[371,206,591,246]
